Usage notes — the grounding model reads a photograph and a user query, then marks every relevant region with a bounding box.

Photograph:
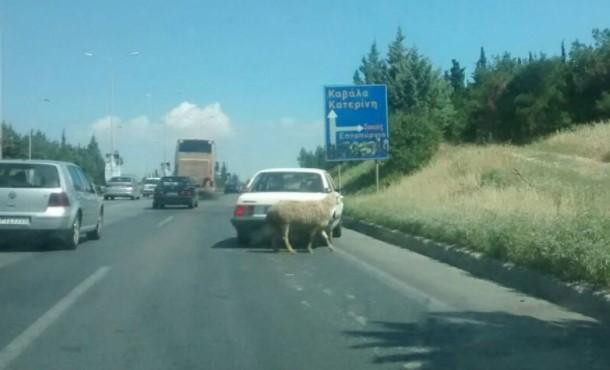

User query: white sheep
[266,194,338,254]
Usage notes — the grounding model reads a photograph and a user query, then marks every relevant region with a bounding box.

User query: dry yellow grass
[345,121,610,286]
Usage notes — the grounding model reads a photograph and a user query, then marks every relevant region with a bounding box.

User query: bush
[385,111,442,174]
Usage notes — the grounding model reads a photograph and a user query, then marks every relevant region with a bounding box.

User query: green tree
[447,59,466,97]
[566,28,610,122]
[385,111,442,174]
[356,42,387,84]
[220,162,228,185]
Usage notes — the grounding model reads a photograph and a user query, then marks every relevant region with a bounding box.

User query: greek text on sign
[324,85,389,161]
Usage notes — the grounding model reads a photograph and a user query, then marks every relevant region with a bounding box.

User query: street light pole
[84,50,139,179]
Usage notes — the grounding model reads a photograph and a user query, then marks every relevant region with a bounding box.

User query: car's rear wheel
[237,230,250,245]
[63,216,81,250]
[87,212,103,240]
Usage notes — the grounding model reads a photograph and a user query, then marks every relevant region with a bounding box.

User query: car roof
[254,168,327,175]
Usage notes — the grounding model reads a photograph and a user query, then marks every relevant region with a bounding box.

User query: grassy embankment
[342,122,610,287]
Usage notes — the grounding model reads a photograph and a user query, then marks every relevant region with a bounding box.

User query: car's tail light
[234,205,253,217]
[48,192,70,207]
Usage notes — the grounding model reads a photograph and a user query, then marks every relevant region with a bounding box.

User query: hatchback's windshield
[0,164,60,188]
[250,172,324,192]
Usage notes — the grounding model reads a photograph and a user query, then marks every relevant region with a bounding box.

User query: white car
[230,168,344,244]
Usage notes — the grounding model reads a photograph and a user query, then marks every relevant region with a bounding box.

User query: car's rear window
[145,179,160,184]
[0,164,61,188]
[109,177,133,183]
[161,177,189,186]
[250,172,324,192]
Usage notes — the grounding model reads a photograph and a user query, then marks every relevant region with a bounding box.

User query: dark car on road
[224,182,240,194]
[153,176,199,209]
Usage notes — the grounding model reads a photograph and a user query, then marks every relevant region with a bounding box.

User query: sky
[0,0,608,179]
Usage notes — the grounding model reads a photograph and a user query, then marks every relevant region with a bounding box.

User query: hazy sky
[1,0,608,178]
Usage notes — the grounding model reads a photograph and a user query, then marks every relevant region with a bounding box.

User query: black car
[153,176,199,209]
[224,182,240,194]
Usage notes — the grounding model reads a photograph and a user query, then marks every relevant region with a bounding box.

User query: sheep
[266,193,338,254]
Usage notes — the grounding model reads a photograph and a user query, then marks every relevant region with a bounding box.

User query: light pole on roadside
[83,50,140,177]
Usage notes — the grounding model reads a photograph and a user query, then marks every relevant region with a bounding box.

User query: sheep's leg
[321,229,335,251]
[306,228,317,254]
[327,225,334,244]
[282,224,297,254]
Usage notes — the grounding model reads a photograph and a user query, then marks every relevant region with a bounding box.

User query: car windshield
[250,172,324,192]
[0,164,60,188]
[144,179,160,185]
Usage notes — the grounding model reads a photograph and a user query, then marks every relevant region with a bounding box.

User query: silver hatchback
[0,160,103,249]
[104,176,142,200]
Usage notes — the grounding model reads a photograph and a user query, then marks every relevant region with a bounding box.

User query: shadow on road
[211,236,330,254]
[0,239,63,252]
[343,311,610,370]
[211,237,275,252]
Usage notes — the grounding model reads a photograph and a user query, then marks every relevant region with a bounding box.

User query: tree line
[1,123,106,185]
[298,28,610,177]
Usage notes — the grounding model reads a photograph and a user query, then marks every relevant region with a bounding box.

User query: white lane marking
[346,294,356,300]
[403,361,425,369]
[335,248,452,311]
[156,216,174,228]
[300,300,311,308]
[294,285,303,292]
[322,288,333,296]
[0,254,34,271]
[347,311,368,326]
[284,273,295,277]
[0,266,110,370]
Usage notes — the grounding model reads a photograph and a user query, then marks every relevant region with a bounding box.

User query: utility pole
[28,129,32,159]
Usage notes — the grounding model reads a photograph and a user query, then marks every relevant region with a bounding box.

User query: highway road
[0,195,608,370]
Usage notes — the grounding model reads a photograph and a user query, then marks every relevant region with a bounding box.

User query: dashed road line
[156,216,174,228]
[0,266,111,370]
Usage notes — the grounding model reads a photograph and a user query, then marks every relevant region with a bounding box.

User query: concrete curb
[344,216,610,321]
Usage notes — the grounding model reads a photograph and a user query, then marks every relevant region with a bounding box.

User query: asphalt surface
[0,195,608,370]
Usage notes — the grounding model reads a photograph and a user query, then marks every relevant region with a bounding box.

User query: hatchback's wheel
[87,212,103,240]
[63,217,81,250]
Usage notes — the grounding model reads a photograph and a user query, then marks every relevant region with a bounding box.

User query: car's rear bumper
[155,196,194,205]
[230,217,267,232]
[105,189,138,197]
[0,210,73,231]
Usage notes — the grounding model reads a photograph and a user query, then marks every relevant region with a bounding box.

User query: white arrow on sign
[327,110,364,145]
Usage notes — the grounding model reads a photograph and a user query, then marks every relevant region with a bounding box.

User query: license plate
[166,192,178,196]
[0,217,30,226]
[255,206,270,214]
